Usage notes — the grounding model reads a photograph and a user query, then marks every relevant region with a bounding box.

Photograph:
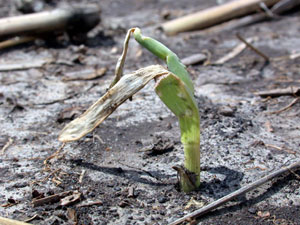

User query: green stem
[183,143,200,183]
[130,28,200,192]
[180,119,200,187]
[155,73,200,192]
[133,28,194,93]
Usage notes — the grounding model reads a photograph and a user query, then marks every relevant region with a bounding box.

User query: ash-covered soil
[1,0,300,224]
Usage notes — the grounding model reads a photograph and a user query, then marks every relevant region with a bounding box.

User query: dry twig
[1,138,13,155]
[255,86,300,98]
[24,215,39,223]
[76,200,103,207]
[236,33,269,61]
[289,52,300,60]
[264,120,274,133]
[31,168,61,185]
[60,191,81,206]
[214,37,258,65]
[181,0,300,35]
[44,143,65,166]
[32,190,72,207]
[265,143,296,155]
[0,216,32,225]
[0,36,36,51]
[267,98,299,115]
[0,59,52,71]
[67,208,78,224]
[79,170,86,183]
[0,7,100,38]
[93,134,104,144]
[161,0,280,34]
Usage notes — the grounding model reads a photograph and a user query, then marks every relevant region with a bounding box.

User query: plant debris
[255,86,300,98]
[32,190,73,207]
[1,137,13,155]
[181,53,207,66]
[66,208,78,224]
[62,67,107,81]
[76,200,103,208]
[60,191,82,206]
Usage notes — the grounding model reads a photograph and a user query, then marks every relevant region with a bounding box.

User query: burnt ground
[1,0,300,224]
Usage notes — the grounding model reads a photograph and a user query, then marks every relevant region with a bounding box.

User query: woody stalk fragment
[59,28,200,193]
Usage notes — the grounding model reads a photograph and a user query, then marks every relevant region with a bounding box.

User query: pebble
[248,207,257,214]
[114,187,121,191]
[147,199,155,204]
[159,211,166,215]
[266,153,273,160]
[118,200,129,208]
[242,150,250,156]
[158,197,169,204]
[219,105,235,117]
[107,183,114,187]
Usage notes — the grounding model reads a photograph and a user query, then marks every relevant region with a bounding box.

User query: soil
[1,0,300,224]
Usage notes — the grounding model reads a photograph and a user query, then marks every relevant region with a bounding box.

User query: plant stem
[133,28,194,93]
[155,73,200,192]
[132,28,200,192]
[183,143,201,186]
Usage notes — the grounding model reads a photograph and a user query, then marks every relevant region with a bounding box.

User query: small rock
[119,200,130,208]
[219,105,235,117]
[248,207,257,214]
[158,197,169,204]
[127,186,135,198]
[159,210,166,215]
[114,187,121,191]
[147,199,155,204]
[266,153,273,160]
[137,217,145,221]
[181,53,207,66]
[108,208,117,213]
[110,47,118,54]
[107,183,114,187]
[242,150,250,156]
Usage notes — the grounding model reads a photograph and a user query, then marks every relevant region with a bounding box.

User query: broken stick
[0,36,35,50]
[169,160,300,225]
[214,37,258,65]
[203,0,300,34]
[0,59,52,71]
[0,216,32,225]
[32,190,72,207]
[0,6,100,38]
[1,138,13,155]
[254,86,300,97]
[161,0,280,34]
[236,33,269,61]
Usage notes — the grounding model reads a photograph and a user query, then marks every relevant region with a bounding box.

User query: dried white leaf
[59,65,169,142]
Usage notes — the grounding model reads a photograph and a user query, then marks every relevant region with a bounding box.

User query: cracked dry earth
[1,0,300,224]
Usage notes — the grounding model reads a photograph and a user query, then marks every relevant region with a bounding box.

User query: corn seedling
[59,28,200,192]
